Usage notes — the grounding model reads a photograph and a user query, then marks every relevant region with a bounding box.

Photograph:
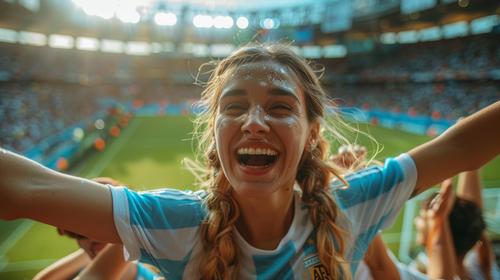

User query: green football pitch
[1,115,499,279]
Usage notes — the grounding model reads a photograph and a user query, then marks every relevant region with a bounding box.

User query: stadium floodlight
[126,41,151,56]
[18,31,46,46]
[398,30,418,44]
[236,16,249,29]
[0,28,17,43]
[380,32,397,44]
[471,15,499,34]
[154,12,177,26]
[49,34,74,49]
[323,45,347,58]
[74,0,115,19]
[101,39,124,53]
[261,18,279,29]
[116,8,141,24]
[193,14,214,28]
[214,16,234,29]
[76,37,99,51]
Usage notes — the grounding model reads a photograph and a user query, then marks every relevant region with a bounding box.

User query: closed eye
[223,103,247,113]
[270,104,292,111]
[269,103,294,116]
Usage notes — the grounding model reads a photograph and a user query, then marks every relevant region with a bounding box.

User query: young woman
[1,44,499,279]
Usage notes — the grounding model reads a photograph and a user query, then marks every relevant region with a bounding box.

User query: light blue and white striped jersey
[111,154,417,280]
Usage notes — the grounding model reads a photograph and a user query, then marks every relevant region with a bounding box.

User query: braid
[298,136,352,279]
[198,150,241,279]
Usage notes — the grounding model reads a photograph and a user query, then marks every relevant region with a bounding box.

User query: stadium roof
[152,0,322,10]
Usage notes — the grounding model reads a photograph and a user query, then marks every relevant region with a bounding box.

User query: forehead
[222,60,302,91]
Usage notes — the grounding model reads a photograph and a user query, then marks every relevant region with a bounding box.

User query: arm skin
[409,101,500,196]
[363,235,400,280]
[33,249,90,280]
[425,179,458,280]
[457,169,483,209]
[0,149,121,244]
[76,244,137,280]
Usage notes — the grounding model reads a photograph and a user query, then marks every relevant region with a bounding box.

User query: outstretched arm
[410,101,500,195]
[34,249,90,280]
[0,148,121,244]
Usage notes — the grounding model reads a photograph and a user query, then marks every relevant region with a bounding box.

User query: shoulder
[111,187,208,229]
[333,154,417,210]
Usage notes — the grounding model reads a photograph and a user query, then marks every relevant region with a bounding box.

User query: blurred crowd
[0,33,498,154]
[0,83,110,152]
[329,81,499,119]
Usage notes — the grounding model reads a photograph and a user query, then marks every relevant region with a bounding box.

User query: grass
[1,115,499,279]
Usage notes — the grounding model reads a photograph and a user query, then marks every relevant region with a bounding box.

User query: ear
[308,121,320,148]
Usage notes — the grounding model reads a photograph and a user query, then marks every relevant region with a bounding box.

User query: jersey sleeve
[333,154,417,262]
[110,187,206,264]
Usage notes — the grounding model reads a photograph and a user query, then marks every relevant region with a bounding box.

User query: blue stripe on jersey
[140,248,191,280]
[253,240,296,280]
[125,188,206,229]
[334,158,404,210]
[135,262,159,280]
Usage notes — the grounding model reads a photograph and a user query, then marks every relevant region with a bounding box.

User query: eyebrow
[221,88,300,102]
[269,88,300,102]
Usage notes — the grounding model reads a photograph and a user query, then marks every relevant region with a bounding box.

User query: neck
[234,187,295,250]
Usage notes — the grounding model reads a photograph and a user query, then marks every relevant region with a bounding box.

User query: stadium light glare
[154,12,177,26]
[193,15,214,28]
[236,16,249,29]
[261,18,279,29]
[471,15,499,34]
[117,8,141,24]
[214,16,234,29]
[380,32,397,44]
[49,34,74,49]
[18,31,46,46]
[101,39,124,53]
[323,45,347,58]
[82,0,115,19]
[0,28,17,43]
[126,41,151,56]
[76,37,99,51]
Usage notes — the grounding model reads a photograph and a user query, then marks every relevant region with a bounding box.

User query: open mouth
[237,147,278,168]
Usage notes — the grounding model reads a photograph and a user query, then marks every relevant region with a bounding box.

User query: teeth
[237,147,277,156]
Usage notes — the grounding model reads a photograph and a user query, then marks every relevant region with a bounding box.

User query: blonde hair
[189,43,354,279]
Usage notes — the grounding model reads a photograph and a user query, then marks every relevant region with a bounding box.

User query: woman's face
[214,60,317,198]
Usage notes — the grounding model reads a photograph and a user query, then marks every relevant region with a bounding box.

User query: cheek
[266,115,308,148]
[215,115,242,155]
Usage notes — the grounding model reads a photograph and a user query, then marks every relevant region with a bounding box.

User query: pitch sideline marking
[0,220,34,267]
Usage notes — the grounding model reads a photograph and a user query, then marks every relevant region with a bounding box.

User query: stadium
[0,0,499,279]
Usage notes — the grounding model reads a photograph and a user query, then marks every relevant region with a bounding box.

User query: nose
[241,106,270,136]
